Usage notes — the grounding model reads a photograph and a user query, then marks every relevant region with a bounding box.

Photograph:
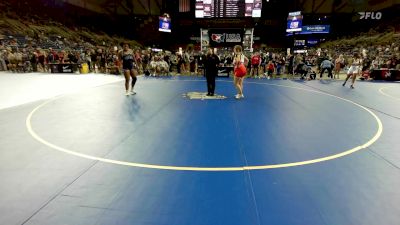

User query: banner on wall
[208,29,243,47]
[301,25,330,34]
[286,25,330,36]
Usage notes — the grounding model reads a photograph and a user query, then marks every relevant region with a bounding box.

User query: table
[370,69,400,81]
[49,63,78,73]
[217,66,234,77]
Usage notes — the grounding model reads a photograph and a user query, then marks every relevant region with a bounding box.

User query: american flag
[179,0,190,12]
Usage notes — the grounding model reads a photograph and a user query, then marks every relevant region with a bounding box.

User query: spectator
[0,50,7,71]
[266,60,275,79]
[334,54,344,79]
[250,52,261,78]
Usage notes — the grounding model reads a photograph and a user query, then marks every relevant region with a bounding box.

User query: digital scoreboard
[195,0,262,18]
[286,11,303,33]
[159,16,171,33]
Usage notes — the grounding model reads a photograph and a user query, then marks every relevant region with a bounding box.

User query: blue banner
[307,39,319,46]
[301,25,330,34]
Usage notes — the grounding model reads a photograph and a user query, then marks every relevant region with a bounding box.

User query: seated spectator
[371,57,380,70]
[158,57,169,76]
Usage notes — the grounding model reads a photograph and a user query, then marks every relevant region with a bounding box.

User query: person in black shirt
[204,48,220,96]
[176,54,184,74]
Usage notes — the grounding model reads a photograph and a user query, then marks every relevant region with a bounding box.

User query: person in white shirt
[149,56,158,76]
[158,57,169,76]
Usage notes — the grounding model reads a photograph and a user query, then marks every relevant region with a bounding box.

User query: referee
[204,48,220,96]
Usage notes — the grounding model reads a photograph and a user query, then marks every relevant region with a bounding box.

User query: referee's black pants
[320,67,333,78]
[206,73,216,95]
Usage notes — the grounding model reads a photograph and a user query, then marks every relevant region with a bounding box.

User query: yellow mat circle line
[379,87,400,100]
[26,81,383,171]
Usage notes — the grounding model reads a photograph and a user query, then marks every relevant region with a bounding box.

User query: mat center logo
[182,92,227,100]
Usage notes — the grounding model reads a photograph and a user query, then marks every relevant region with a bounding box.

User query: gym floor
[1,73,399,225]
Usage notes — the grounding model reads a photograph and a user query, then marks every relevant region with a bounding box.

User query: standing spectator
[90,49,97,72]
[97,49,106,73]
[30,50,38,72]
[276,57,284,76]
[85,50,92,72]
[334,54,344,79]
[267,60,275,79]
[21,49,30,72]
[47,48,55,64]
[294,54,303,73]
[189,54,196,75]
[260,53,267,75]
[149,56,158,76]
[142,51,150,75]
[176,53,184,75]
[183,51,190,74]
[7,49,15,72]
[158,56,169,76]
[68,51,77,63]
[37,50,46,72]
[135,49,142,73]
[390,56,398,69]
[164,53,171,73]
[288,54,294,77]
[0,50,7,71]
[250,52,261,78]
[14,50,23,72]
[58,50,65,64]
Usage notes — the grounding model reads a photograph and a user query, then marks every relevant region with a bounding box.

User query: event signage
[50,64,74,73]
[358,12,382,20]
[62,65,73,73]
[294,40,305,46]
[307,39,319,46]
[286,25,330,36]
[301,25,330,34]
[208,29,243,46]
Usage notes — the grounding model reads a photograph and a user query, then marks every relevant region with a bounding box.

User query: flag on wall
[179,0,190,12]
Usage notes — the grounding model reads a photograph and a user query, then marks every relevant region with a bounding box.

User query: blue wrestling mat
[1,76,400,225]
